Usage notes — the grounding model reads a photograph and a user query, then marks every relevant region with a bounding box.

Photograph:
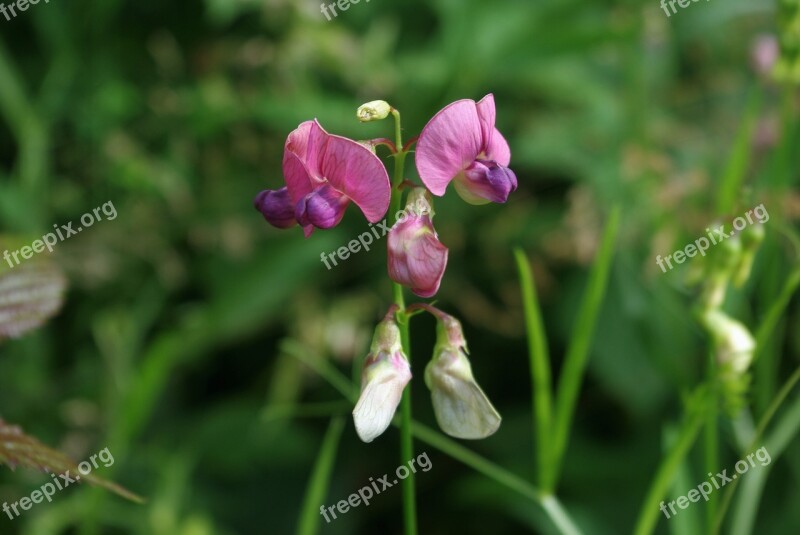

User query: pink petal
[475,94,496,150]
[485,128,511,166]
[416,100,483,196]
[476,95,511,165]
[388,217,449,298]
[282,151,313,206]
[317,134,391,223]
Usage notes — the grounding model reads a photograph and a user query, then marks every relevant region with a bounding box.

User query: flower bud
[701,309,756,414]
[387,189,448,298]
[424,313,501,439]
[357,100,392,122]
[352,310,411,443]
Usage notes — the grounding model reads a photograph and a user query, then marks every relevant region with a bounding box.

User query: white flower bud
[356,100,392,122]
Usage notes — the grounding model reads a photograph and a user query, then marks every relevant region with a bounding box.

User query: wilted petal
[254,187,297,229]
[454,159,518,204]
[423,312,500,439]
[416,100,483,196]
[425,348,501,439]
[353,351,411,443]
[294,184,350,230]
[353,314,411,443]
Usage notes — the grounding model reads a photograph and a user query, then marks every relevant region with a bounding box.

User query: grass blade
[297,417,346,535]
[551,206,620,487]
[513,247,554,491]
[633,388,708,535]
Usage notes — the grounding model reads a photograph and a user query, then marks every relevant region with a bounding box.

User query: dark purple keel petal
[254,187,297,229]
[455,159,518,204]
[295,184,350,230]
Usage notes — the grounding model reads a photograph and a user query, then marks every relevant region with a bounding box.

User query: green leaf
[550,205,621,488]
[296,417,345,535]
[513,247,554,491]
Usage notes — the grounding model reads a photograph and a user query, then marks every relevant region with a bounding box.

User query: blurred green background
[0,0,798,533]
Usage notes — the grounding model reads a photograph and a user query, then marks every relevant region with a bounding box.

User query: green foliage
[0,0,798,533]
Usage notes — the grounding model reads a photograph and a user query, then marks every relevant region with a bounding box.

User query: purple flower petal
[295,184,350,230]
[455,159,518,204]
[254,187,297,229]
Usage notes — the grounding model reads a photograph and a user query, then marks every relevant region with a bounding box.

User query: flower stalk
[389,107,417,535]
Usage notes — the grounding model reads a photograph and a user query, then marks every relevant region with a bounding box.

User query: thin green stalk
[729,394,800,535]
[389,107,417,535]
[704,355,718,535]
[633,388,708,535]
[715,86,761,214]
[412,422,582,535]
[513,248,554,491]
[714,365,800,533]
[297,417,345,535]
[550,206,620,488]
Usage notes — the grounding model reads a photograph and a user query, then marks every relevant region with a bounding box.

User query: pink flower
[387,189,448,298]
[416,94,517,205]
[255,120,391,237]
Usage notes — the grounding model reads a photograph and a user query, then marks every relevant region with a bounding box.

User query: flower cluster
[255,94,516,297]
[255,95,516,441]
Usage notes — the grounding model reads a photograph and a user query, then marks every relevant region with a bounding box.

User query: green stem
[714,365,800,533]
[633,387,708,535]
[704,354,718,535]
[390,107,417,535]
[551,206,620,488]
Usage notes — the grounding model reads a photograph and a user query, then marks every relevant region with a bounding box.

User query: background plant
[0,0,798,534]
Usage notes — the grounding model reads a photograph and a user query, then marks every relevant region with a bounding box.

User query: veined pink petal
[476,95,510,165]
[317,134,391,223]
[476,94,496,151]
[416,100,483,196]
[282,151,314,206]
[485,128,511,166]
